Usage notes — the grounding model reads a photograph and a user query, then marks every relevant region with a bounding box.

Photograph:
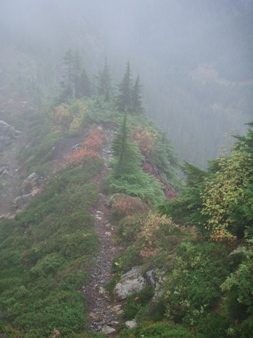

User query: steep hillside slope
[0,95,179,336]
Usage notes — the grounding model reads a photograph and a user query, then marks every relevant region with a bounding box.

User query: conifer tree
[97,58,112,101]
[106,113,164,204]
[73,49,83,98]
[63,48,75,84]
[116,61,133,112]
[111,112,142,177]
[132,75,144,114]
[58,48,75,102]
[79,68,92,98]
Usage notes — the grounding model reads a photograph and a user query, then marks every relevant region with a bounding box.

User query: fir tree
[73,49,83,98]
[116,61,133,112]
[59,48,75,102]
[97,58,112,101]
[106,113,164,204]
[79,68,92,98]
[111,112,142,177]
[132,75,144,114]
[62,48,74,84]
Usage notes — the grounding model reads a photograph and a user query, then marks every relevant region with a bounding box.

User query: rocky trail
[83,131,126,335]
[85,174,124,335]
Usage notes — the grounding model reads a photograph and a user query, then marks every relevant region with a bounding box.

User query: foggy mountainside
[1,0,252,166]
[0,1,253,338]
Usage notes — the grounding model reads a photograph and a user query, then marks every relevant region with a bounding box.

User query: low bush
[119,321,199,338]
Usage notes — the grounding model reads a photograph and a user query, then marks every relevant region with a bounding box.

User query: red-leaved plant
[66,128,105,166]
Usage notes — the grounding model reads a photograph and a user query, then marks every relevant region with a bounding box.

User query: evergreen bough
[105,113,164,204]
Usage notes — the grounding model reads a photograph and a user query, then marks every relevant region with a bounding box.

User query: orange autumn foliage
[131,127,157,156]
[66,128,105,166]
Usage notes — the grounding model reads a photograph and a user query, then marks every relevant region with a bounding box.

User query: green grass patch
[0,157,103,336]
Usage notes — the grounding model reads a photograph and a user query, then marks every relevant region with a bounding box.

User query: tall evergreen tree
[111,112,142,177]
[106,113,164,203]
[58,48,75,102]
[132,75,144,114]
[116,61,133,112]
[79,68,92,98]
[97,58,112,101]
[73,49,83,98]
[62,48,74,84]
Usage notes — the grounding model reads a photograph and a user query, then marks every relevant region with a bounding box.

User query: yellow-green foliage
[54,100,88,134]
[201,150,253,242]
[139,212,180,258]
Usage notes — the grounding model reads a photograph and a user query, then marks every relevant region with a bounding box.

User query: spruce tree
[132,75,144,114]
[63,48,74,84]
[73,49,83,98]
[97,58,112,101]
[59,48,75,101]
[111,112,142,177]
[79,68,92,98]
[106,113,164,204]
[116,61,133,112]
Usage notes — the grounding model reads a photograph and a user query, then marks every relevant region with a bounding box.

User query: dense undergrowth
[0,157,103,337]
[1,91,253,337]
[109,123,253,337]
[0,96,180,337]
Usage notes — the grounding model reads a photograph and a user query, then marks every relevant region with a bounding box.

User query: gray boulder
[21,172,41,194]
[0,120,19,151]
[14,194,34,210]
[113,267,147,300]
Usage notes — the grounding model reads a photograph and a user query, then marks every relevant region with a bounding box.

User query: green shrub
[124,286,154,320]
[119,321,199,338]
[164,241,230,326]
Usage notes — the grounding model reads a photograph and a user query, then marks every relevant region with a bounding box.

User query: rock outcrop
[113,267,147,300]
[0,120,20,151]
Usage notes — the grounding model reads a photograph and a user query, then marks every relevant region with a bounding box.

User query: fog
[1,0,253,166]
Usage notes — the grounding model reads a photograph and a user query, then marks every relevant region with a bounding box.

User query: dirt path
[84,137,124,335]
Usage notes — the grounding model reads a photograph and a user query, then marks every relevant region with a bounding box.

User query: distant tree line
[58,49,144,115]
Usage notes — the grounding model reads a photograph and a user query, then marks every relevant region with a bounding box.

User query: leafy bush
[119,321,198,338]
[110,193,149,219]
[164,241,230,326]
[123,286,154,320]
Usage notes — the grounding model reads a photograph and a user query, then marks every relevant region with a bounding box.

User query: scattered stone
[125,319,137,329]
[105,231,112,237]
[101,325,116,335]
[89,312,101,322]
[109,304,124,316]
[98,287,109,296]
